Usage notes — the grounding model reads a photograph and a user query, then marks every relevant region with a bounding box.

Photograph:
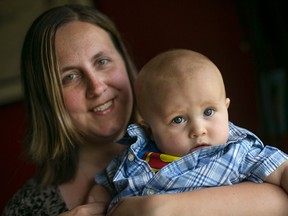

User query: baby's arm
[266,160,288,192]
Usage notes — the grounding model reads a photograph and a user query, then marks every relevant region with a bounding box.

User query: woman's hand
[58,200,108,216]
[59,185,111,216]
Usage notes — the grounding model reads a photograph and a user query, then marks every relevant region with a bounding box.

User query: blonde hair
[21,4,137,186]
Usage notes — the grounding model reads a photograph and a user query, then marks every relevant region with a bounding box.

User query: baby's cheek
[165,137,184,155]
[222,126,230,143]
[213,124,229,144]
[154,134,174,153]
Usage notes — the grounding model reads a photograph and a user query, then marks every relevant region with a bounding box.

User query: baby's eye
[171,116,186,125]
[204,108,215,116]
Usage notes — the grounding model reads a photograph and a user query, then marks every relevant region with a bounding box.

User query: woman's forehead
[55,21,114,67]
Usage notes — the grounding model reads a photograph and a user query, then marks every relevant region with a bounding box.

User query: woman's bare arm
[108,182,288,216]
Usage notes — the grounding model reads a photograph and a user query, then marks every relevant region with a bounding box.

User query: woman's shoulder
[2,177,68,215]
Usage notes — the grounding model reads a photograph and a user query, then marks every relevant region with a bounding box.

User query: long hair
[21,4,138,186]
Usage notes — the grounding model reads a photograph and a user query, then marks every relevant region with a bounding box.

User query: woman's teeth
[93,100,112,112]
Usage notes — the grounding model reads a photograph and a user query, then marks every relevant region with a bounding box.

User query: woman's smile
[93,100,113,113]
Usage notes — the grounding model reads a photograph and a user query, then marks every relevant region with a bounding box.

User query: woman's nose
[86,75,107,98]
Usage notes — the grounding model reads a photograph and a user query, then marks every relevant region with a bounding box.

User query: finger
[87,195,96,203]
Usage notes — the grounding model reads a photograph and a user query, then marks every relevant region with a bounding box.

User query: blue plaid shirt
[96,122,288,210]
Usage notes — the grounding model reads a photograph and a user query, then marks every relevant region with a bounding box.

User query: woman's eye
[171,116,185,125]
[98,59,108,65]
[204,108,215,116]
[62,73,79,84]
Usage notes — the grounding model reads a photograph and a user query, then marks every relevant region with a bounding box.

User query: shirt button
[146,189,155,195]
[128,153,134,161]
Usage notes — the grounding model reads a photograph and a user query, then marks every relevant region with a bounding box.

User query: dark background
[1,0,287,212]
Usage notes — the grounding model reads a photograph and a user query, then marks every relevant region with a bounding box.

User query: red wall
[97,0,259,131]
[0,101,35,212]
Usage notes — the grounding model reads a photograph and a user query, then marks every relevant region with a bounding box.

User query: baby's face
[142,61,230,156]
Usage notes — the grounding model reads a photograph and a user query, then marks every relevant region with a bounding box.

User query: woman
[3,4,288,216]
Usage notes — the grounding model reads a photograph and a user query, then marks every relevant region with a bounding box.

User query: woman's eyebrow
[61,65,76,73]
[91,51,104,62]
[60,52,105,73]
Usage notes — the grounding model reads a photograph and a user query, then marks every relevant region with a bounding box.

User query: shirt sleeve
[240,135,288,182]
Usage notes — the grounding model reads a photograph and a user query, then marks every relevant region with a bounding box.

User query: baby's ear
[226,98,230,109]
[138,121,153,140]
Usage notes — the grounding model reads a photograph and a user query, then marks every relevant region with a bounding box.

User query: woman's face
[56,21,133,144]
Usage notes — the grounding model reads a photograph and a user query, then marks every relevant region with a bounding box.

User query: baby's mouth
[190,144,210,153]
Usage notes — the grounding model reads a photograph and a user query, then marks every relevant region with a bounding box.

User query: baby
[91,49,288,211]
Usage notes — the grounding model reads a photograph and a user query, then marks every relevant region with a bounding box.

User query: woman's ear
[226,98,230,109]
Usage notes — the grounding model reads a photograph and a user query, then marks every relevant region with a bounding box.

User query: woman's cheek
[63,90,83,113]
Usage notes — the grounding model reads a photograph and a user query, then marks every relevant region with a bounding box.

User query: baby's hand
[88,184,111,203]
